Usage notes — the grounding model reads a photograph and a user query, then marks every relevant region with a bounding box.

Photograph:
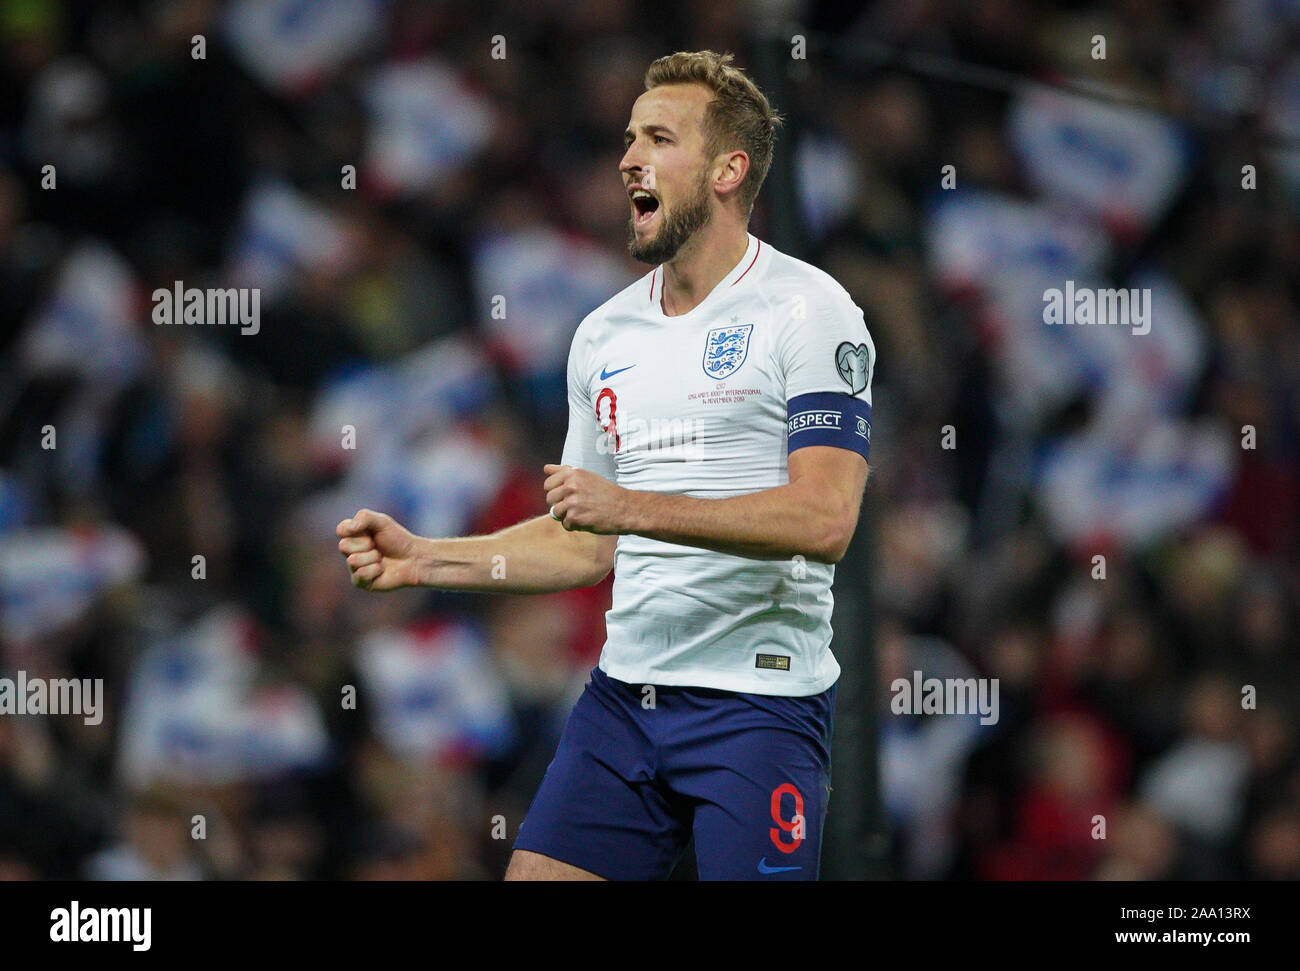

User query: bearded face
[627,166,713,265]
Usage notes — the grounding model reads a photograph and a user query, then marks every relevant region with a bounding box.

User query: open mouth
[631,188,660,227]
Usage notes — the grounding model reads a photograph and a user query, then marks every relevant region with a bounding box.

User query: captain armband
[786,391,871,461]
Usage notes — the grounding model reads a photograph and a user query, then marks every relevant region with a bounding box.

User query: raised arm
[337,508,616,594]
[544,445,867,564]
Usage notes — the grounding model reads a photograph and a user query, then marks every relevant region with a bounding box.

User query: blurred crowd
[0,0,1296,880]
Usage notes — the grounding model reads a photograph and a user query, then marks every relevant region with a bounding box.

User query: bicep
[776,291,875,485]
[537,516,617,585]
[788,445,868,515]
[596,533,617,573]
[570,526,617,582]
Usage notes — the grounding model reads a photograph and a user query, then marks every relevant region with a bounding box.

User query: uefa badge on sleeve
[835,342,871,395]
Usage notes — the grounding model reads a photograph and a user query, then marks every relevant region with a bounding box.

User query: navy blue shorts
[512,665,837,880]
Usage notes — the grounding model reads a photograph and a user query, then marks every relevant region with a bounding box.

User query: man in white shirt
[338,50,874,880]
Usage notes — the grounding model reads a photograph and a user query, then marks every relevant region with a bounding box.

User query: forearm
[624,482,853,564]
[415,514,610,593]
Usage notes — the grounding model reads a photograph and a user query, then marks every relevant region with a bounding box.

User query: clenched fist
[336,509,423,591]
[544,464,633,534]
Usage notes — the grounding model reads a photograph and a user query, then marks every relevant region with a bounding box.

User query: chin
[627,225,667,264]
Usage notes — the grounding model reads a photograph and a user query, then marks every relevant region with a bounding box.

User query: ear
[712,150,750,203]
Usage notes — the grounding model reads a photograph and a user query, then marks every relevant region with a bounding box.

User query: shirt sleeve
[560,321,618,479]
[775,284,875,462]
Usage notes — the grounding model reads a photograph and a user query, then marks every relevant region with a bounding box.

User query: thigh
[511,668,691,881]
[686,724,832,881]
[504,849,605,881]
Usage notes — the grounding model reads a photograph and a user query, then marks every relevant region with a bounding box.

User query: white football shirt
[560,233,875,695]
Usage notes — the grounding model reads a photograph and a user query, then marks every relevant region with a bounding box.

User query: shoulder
[753,245,866,357]
[567,267,655,371]
[756,243,861,322]
[570,267,657,351]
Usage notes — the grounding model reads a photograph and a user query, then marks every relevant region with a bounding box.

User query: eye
[653,135,668,144]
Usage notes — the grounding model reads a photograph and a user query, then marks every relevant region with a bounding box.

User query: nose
[620,144,643,181]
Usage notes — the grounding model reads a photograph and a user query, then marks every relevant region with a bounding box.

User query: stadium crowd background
[0,0,1297,880]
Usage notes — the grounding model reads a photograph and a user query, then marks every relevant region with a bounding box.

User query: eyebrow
[623,124,675,145]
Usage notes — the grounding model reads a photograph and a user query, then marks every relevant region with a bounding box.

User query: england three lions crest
[702,323,754,380]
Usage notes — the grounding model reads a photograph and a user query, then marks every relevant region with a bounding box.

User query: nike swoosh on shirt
[757,858,802,874]
[600,364,636,380]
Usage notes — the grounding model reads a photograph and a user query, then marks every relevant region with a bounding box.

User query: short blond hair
[644,50,783,216]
